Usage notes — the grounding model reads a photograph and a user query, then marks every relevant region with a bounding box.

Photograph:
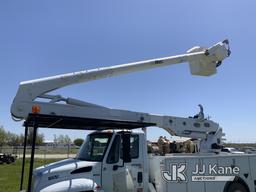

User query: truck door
[102,134,122,192]
[102,133,143,192]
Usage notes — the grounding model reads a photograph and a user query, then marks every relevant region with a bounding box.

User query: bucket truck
[11,40,256,192]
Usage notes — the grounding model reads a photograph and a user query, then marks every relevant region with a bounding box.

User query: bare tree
[55,134,71,145]
[27,127,44,145]
[0,126,6,146]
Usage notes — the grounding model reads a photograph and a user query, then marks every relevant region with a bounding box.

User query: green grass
[224,143,256,149]
[0,159,58,192]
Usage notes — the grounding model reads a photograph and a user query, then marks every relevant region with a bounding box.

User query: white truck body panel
[149,153,256,192]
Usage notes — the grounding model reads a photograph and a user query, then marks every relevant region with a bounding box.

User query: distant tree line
[53,134,84,146]
[0,126,44,146]
[53,134,71,145]
[0,126,84,147]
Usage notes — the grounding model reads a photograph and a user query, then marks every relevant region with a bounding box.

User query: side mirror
[122,133,131,163]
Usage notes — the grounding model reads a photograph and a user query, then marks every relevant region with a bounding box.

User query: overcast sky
[0,1,256,142]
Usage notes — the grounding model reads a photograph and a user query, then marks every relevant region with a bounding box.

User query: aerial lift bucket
[188,40,230,76]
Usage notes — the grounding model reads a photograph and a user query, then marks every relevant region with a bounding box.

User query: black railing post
[27,118,38,192]
[20,124,28,191]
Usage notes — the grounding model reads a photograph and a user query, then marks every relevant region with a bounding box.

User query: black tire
[9,156,15,163]
[227,182,248,192]
[6,157,12,164]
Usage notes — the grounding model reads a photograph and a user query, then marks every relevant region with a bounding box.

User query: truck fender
[223,176,249,192]
[39,178,97,192]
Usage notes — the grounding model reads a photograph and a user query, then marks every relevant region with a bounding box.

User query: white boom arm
[11,40,230,150]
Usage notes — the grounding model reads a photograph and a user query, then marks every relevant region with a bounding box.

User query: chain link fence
[0,145,79,159]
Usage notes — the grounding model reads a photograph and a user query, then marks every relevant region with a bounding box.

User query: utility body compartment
[148,153,256,192]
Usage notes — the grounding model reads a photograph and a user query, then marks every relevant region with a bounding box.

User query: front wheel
[227,182,248,192]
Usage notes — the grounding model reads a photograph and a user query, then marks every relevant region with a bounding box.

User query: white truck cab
[33,131,148,192]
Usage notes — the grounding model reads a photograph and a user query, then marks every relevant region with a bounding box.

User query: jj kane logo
[162,163,187,182]
[162,162,240,182]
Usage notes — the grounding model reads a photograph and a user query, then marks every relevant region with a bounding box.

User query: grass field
[0,159,58,192]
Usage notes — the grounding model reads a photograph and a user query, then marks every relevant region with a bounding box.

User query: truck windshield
[76,133,112,162]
